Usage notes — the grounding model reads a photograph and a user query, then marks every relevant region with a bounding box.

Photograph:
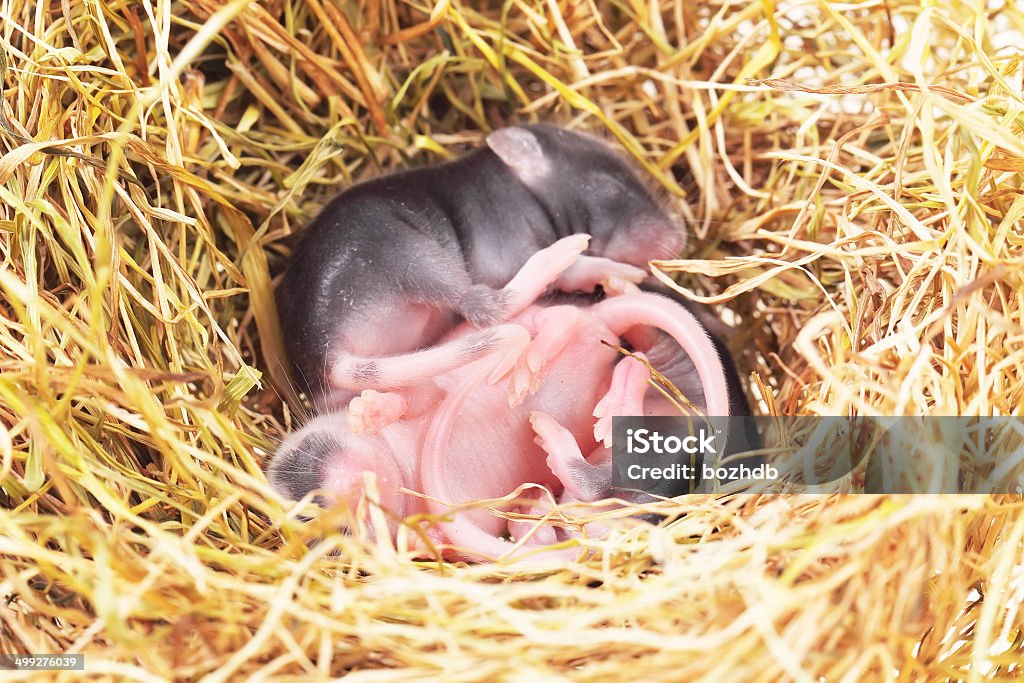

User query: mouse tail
[419,358,585,563]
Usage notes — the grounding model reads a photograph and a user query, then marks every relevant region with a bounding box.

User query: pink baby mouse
[268,236,732,561]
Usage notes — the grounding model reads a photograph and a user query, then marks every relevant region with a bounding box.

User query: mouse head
[267,412,407,524]
[486,124,684,265]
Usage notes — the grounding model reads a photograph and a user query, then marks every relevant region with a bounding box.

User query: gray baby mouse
[277,124,685,408]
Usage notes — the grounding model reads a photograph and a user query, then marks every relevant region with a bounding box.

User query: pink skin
[590,293,731,418]
[531,353,652,505]
[278,302,619,559]
[347,384,445,434]
[416,304,618,561]
[559,256,645,296]
[275,236,734,561]
[592,352,653,448]
[414,294,731,561]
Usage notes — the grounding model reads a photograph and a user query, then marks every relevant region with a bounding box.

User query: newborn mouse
[277,124,684,408]
[269,286,739,560]
[268,239,759,560]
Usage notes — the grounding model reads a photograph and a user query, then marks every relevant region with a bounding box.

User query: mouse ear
[486,127,552,187]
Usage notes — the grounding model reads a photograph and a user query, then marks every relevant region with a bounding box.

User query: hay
[1,0,1023,679]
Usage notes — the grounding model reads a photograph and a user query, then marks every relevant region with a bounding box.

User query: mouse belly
[417,308,619,539]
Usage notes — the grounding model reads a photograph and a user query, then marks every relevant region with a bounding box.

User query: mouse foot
[530,411,611,503]
[593,352,652,447]
[483,324,533,389]
[499,234,590,314]
[490,305,582,406]
[559,255,646,296]
[348,390,407,434]
[515,305,583,401]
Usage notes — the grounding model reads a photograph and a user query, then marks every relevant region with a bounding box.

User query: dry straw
[1,0,1023,680]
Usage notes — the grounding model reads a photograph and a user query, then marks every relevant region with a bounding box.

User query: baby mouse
[277,124,684,408]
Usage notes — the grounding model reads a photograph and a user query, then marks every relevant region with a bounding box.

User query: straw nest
[2,0,1023,680]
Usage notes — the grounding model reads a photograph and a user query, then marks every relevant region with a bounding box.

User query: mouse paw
[484,324,533,387]
[530,411,583,477]
[501,307,582,406]
[500,234,591,315]
[506,356,546,407]
[522,304,582,391]
[593,353,651,447]
[348,390,407,435]
[600,274,644,297]
[532,411,609,502]
[559,255,646,296]
[540,233,592,272]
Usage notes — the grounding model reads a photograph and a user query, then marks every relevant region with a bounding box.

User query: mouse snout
[319,432,405,518]
[600,212,684,264]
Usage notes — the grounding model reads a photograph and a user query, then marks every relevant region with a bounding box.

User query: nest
[1,0,1023,679]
